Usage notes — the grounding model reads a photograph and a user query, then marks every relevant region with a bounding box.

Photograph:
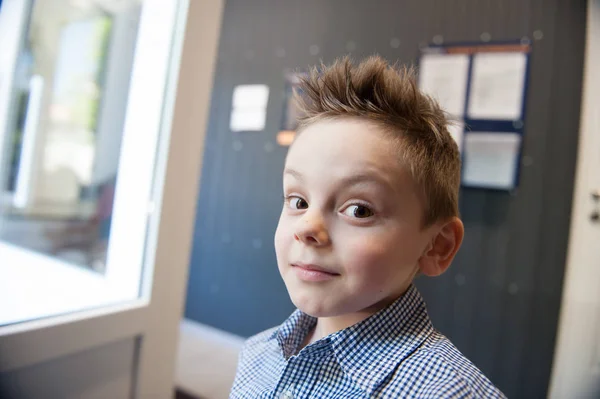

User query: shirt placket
[272,356,301,399]
[273,342,331,399]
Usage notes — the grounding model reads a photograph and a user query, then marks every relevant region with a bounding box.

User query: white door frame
[549,0,600,397]
[0,0,224,397]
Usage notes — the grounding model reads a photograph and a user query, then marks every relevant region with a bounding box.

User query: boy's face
[275,118,438,318]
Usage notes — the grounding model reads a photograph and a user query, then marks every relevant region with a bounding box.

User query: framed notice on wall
[419,42,531,191]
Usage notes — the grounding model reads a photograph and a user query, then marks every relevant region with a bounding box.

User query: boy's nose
[294,211,330,247]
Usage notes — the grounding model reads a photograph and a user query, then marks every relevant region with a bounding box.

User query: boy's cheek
[339,240,392,281]
[340,233,394,263]
[340,233,417,274]
[274,222,292,261]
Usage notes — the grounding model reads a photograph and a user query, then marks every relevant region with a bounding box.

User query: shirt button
[280,390,294,399]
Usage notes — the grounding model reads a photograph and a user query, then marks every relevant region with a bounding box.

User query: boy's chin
[288,291,343,318]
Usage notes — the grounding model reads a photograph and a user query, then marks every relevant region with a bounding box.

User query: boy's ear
[418,217,464,277]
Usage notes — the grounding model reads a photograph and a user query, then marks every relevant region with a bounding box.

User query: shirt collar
[330,285,434,394]
[272,307,317,358]
[272,284,433,394]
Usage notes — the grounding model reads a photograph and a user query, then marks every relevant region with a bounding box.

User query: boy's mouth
[291,263,340,282]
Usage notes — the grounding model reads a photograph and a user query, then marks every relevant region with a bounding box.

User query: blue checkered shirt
[230,284,506,398]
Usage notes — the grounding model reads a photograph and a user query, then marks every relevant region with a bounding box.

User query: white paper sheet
[462,132,522,189]
[467,52,527,120]
[230,84,269,131]
[232,84,269,108]
[419,53,470,117]
[230,109,267,132]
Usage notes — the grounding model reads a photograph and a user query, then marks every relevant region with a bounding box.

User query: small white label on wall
[230,109,267,132]
[462,132,522,189]
[230,84,269,132]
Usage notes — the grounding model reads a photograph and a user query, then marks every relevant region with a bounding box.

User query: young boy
[230,56,506,398]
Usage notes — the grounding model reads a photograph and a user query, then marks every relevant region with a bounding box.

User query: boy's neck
[300,288,412,350]
[300,311,381,350]
[313,311,376,342]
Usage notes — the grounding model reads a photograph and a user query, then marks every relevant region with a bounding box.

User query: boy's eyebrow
[284,168,395,192]
[336,173,395,192]
[283,168,305,182]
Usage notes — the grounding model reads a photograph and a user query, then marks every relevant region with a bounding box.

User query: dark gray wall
[184,1,586,397]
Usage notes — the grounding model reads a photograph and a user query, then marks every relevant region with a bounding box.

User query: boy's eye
[343,204,374,219]
[288,196,309,210]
